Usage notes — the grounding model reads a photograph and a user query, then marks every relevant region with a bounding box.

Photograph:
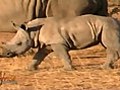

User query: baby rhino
[1,14,120,71]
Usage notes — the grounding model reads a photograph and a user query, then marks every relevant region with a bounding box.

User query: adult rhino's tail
[27,17,48,27]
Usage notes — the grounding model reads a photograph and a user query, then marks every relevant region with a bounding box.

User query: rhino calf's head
[0,22,33,57]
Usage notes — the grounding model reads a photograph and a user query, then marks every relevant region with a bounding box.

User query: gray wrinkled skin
[1,15,120,71]
[0,0,108,32]
[0,0,47,32]
[46,0,108,17]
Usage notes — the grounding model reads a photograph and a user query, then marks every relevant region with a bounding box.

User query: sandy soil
[0,4,120,90]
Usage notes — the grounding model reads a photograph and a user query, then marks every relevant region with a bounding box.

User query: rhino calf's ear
[11,21,28,31]
[11,21,20,30]
[11,21,17,27]
[0,41,6,50]
[20,24,28,30]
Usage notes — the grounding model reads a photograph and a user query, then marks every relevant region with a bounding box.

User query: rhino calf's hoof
[63,66,76,71]
[102,64,115,70]
[27,65,38,71]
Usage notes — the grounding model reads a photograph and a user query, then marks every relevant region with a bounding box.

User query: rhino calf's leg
[28,46,51,71]
[51,44,74,71]
[103,49,119,69]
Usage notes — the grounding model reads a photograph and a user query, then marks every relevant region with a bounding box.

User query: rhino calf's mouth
[1,49,16,58]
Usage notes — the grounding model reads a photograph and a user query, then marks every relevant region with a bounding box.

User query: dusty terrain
[1,3,120,90]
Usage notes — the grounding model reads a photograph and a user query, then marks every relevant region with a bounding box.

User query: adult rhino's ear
[11,21,28,31]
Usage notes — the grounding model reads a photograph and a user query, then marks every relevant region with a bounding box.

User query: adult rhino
[0,0,48,32]
[1,14,119,71]
[0,0,108,32]
[46,0,108,17]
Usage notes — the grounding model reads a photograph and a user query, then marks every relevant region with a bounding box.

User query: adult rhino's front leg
[28,46,52,71]
[51,44,75,71]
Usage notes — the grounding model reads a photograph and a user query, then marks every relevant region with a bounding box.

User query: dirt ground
[1,5,120,90]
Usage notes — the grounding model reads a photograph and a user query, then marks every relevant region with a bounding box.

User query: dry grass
[0,45,120,90]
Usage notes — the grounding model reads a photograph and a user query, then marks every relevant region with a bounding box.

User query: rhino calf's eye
[6,52,11,56]
[17,42,22,46]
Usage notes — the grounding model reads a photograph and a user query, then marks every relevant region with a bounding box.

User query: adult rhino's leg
[103,49,119,69]
[51,44,74,71]
[28,46,52,71]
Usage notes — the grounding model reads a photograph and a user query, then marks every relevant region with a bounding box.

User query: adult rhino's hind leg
[51,44,74,71]
[28,46,51,71]
[103,49,119,69]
